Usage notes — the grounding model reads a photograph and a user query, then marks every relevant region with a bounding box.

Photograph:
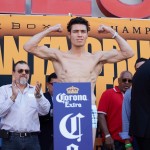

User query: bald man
[98,71,133,150]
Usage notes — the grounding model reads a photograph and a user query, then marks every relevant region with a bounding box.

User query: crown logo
[66,86,79,94]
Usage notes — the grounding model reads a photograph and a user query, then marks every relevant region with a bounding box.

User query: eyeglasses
[17,69,30,74]
[122,78,132,83]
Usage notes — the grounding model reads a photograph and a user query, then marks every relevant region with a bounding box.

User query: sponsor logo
[59,113,84,142]
[56,93,88,108]
[66,86,79,94]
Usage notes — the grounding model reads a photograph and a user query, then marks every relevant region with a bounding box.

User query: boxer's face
[68,24,88,48]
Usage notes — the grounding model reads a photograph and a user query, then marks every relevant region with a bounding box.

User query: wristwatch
[105,134,111,138]
[35,94,42,98]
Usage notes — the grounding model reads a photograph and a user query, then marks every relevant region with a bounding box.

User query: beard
[19,77,28,85]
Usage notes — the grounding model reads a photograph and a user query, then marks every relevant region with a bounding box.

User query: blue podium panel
[53,82,93,150]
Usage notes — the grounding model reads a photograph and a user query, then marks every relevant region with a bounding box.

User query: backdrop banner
[0,15,149,104]
[0,15,149,40]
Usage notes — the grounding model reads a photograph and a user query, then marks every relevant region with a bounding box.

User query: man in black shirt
[38,73,59,150]
[130,58,150,150]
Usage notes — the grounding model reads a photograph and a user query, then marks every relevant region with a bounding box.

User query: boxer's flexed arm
[97,24,134,63]
[23,24,63,60]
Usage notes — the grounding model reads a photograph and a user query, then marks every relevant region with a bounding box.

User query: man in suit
[120,58,147,150]
[0,118,1,150]
[38,73,59,150]
[130,59,150,150]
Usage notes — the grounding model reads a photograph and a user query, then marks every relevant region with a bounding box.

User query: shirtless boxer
[23,17,134,148]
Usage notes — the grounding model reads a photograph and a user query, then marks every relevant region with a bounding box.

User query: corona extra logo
[59,113,84,142]
[66,86,79,94]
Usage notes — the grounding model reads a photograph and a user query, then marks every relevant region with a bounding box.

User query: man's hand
[34,81,42,98]
[10,80,19,102]
[49,24,63,32]
[98,24,115,35]
[105,136,115,150]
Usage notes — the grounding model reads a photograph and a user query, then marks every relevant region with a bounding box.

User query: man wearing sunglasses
[98,71,133,150]
[0,60,50,150]
[38,73,59,150]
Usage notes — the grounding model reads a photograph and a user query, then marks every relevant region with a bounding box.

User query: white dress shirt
[0,84,50,132]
